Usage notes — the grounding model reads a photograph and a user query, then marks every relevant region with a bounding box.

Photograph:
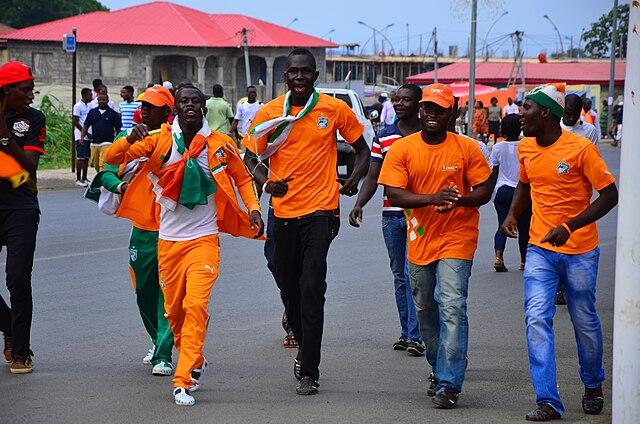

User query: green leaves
[582,3,629,58]
[39,95,71,170]
[0,0,108,29]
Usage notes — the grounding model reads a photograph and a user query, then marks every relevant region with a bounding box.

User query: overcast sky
[102,0,624,57]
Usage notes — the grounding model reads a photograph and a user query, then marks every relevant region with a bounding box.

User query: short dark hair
[477,100,484,108]
[80,87,92,97]
[122,85,134,94]
[247,85,257,92]
[212,84,223,97]
[501,114,521,140]
[92,78,103,89]
[565,93,582,110]
[175,82,205,103]
[397,84,422,102]
[287,48,317,70]
[490,97,498,103]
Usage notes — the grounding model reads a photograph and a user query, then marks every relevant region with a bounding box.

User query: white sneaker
[189,358,208,392]
[142,346,155,365]
[152,361,174,376]
[82,179,92,186]
[75,180,86,187]
[173,387,195,406]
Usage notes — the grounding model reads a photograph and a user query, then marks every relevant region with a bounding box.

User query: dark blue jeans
[493,184,531,261]
[381,215,421,342]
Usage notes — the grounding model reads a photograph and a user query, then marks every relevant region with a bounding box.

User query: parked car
[316,88,375,178]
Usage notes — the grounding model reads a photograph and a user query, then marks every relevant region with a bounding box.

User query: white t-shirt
[503,104,519,115]
[489,140,520,192]
[234,101,263,135]
[380,100,396,125]
[560,121,599,146]
[155,140,218,241]
[73,100,92,140]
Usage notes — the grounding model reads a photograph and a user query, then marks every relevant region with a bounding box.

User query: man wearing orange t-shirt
[378,83,493,409]
[502,83,618,421]
[243,48,370,395]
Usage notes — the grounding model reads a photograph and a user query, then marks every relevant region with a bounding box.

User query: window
[32,53,53,80]
[100,55,129,78]
[334,93,353,108]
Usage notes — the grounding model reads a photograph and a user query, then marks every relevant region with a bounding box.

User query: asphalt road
[0,145,620,424]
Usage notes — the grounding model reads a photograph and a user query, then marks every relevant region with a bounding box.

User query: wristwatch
[0,137,10,146]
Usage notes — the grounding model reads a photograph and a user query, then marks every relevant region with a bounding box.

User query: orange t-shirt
[518,130,615,254]
[378,131,492,266]
[243,93,364,218]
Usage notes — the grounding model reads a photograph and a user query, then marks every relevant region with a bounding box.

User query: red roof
[406,61,627,86]
[0,23,14,34]
[0,1,337,48]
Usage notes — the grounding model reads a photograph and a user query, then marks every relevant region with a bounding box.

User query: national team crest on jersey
[129,247,138,262]
[12,119,30,137]
[557,161,570,175]
[317,117,329,129]
[215,148,225,159]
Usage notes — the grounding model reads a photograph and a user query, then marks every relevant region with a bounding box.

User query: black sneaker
[296,376,319,395]
[555,290,567,305]
[293,359,302,380]
[432,389,459,409]
[406,341,425,356]
[392,337,408,350]
[427,373,437,397]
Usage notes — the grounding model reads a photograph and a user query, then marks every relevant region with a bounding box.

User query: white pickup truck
[315,87,375,178]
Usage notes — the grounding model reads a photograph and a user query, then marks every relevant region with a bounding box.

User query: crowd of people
[0,48,619,421]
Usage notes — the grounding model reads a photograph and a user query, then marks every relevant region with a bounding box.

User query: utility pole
[419,34,423,56]
[607,0,619,134]
[612,2,639,422]
[467,0,477,137]
[239,28,251,88]
[507,31,525,89]
[71,28,77,172]
[406,23,410,55]
[569,36,574,58]
[433,27,438,83]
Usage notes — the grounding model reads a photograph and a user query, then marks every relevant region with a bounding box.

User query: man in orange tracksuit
[95,85,175,375]
[104,83,264,406]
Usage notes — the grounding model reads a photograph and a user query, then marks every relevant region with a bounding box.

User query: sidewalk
[37,167,98,190]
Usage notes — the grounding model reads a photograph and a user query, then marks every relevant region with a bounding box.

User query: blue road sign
[63,34,76,53]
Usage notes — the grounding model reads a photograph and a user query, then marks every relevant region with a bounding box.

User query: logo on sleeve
[12,119,30,137]
[317,116,329,129]
[557,161,570,175]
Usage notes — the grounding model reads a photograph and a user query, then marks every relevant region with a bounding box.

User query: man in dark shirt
[0,61,46,374]
[81,94,121,172]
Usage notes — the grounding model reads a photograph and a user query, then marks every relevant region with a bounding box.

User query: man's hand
[265,177,293,197]
[500,215,519,238]
[126,124,149,144]
[541,225,570,248]
[429,183,461,207]
[338,177,359,196]
[348,206,363,227]
[249,210,265,238]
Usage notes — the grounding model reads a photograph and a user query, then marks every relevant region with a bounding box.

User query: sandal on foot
[283,333,299,349]
[494,258,508,272]
[525,404,561,421]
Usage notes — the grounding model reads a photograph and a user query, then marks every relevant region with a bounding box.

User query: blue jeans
[524,245,604,415]
[408,259,472,393]
[382,215,421,342]
[493,184,531,261]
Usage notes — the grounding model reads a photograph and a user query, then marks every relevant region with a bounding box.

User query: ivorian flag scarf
[156,118,216,210]
[0,151,30,188]
[249,89,318,161]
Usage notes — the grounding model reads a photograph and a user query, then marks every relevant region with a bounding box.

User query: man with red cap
[92,84,176,376]
[378,83,494,409]
[0,61,46,374]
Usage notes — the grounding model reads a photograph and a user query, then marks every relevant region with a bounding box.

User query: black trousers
[274,214,338,381]
[0,208,39,359]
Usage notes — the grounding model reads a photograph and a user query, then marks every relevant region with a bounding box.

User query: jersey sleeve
[581,143,615,191]
[518,143,530,184]
[72,103,81,118]
[378,142,408,189]
[234,105,243,121]
[370,136,383,162]
[336,101,364,144]
[22,111,46,155]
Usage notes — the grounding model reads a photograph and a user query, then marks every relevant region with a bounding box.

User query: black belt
[295,208,340,220]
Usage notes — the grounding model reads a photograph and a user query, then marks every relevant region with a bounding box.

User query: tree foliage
[0,0,108,29]
[582,3,629,58]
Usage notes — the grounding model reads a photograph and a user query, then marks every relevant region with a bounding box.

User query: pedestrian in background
[81,93,121,172]
[119,85,141,130]
[487,97,502,143]
[472,100,488,143]
[230,85,262,142]
[72,87,94,186]
[205,84,234,136]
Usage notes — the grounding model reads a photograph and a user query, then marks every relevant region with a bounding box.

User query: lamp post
[358,21,394,55]
[543,14,564,56]
[286,17,298,28]
[321,29,335,39]
[578,27,585,58]
[482,10,508,61]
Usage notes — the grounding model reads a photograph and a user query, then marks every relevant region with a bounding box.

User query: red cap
[420,83,455,109]
[0,61,34,87]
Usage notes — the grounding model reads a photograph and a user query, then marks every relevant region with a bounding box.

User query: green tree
[0,0,108,29]
[582,3,629,58]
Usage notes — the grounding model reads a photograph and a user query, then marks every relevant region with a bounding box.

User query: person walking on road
[230,85,262,141]
[205,84,234,136]
[378,83,494,409]
[561,94,599,146]
[501,83,618,421]
[243,48,370,396]
[81,93,121,172]
[487,97,502,143]
[349,83,424,356]
[72,87,94,186]
[104,83,264,406]
[0,61,46,374]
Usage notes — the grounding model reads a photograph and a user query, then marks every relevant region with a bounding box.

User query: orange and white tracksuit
[104,124,261,388]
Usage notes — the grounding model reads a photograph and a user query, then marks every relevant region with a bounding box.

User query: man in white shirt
[503,97,519,115]
[72,87,94,185]
[230,85,262,140]
[561,94,599,146]
[89,85,116,110]
[380,91,396,127]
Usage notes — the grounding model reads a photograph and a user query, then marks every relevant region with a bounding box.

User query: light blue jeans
[382,215,421,342]
[524,245,604,415]
[408,259,472,393]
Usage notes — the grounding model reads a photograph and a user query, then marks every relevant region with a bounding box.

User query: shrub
[39,95,72,170]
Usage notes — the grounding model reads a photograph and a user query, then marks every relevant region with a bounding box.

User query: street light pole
[543,14,564,56]
[607,0,619,133]
[482,10,508,61]
[467,0,478,137]
[286,17,298,28]
[358,21,395,56]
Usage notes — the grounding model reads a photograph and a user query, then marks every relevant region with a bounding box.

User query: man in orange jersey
[378,83,494,409]
[502,83,618,421]
[104,83,264,406]
[243,48,370,395]
[95,85,175,376]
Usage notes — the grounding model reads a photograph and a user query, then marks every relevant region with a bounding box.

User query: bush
[39,95,72,170]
